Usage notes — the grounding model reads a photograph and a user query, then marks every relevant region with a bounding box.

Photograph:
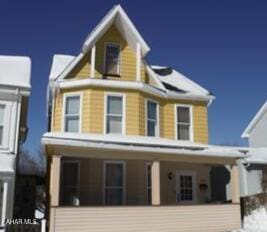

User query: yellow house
[42,5,246,232]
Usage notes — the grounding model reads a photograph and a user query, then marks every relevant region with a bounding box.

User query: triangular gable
[82,5,150,57]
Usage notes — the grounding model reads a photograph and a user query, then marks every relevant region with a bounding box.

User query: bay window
[146,100,159,137]
[64,95,81,133]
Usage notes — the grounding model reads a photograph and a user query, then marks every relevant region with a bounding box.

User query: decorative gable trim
[242,101,267,138]
[82,5,150,57]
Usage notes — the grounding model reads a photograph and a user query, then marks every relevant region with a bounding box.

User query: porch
[44,133,245,232]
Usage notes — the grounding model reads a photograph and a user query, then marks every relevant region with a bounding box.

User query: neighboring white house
[239,101,267,197]
[0,56,31,231]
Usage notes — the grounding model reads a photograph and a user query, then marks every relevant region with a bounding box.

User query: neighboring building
[0,56,31,231]
[42,5,245,232]
[239,102,267,197]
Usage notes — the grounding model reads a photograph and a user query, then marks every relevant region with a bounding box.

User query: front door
[176,171,197,204]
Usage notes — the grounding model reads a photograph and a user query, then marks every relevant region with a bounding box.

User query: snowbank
[239,207,267,232]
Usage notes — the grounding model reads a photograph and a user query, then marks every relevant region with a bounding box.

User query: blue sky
[0,0,266,154]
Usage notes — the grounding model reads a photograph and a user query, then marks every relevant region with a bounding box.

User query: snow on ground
[236,207,267,232]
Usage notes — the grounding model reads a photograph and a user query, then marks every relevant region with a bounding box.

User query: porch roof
[42,132,247,159]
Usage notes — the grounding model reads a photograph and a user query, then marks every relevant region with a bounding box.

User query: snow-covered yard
[234,207,267,232]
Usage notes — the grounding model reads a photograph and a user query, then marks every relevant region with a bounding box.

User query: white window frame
[176,170,197,204]
[0,101,11,149]
[145,162,152,205]
[103,42,121,76]
[104,92,126,135]
[61,160,80,205]
[145,99,160,137]
[62,92,83,133]
[103,160,126,205]
[174,104,193,141]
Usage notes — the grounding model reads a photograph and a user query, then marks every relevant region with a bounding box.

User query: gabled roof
[151,65,213,99]
[82,5,150,57]
[242,101,267,138]
[0,55,31,89]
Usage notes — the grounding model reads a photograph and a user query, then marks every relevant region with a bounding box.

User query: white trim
[61,160,80,206]
[58,78,214,103]
[1,181,8,226]
[42,133,247,159]
[103,160,126,205]
[82,5,150,56]
[176,170,197,204]
[104,92,126,135]
[103,42,121,76]
[175,104,194,142]
[242,101,267,138]
[145,98,160,137]
[90,45,96,78]
[62,92,83,133]
[136,42,141,81]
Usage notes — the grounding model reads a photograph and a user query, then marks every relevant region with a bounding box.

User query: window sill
[103,74,121,78]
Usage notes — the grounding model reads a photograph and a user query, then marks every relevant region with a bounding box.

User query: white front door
[176,171,197,204]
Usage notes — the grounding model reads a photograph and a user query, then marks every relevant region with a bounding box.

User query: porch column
[230,164,240,204]
[90,45,96,78]
[1,181,8,226]
[151,160,160,205]
[50,155,61,206]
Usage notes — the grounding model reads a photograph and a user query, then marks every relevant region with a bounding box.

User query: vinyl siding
[66,24,147,81]
[52,88,209,143]
[51,204,241,232]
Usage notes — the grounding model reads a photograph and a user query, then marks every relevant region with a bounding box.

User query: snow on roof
[242,101,267,138]
[245,148,267,164]
[151,65,212,98]
[82,4,150,57]
[49,54,75,80]
[42,132,246,159]
[0,55,31,89]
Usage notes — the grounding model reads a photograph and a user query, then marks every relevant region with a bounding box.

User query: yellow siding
[52,204,241,232]
[64,24,147,81]
[52,88,209,143]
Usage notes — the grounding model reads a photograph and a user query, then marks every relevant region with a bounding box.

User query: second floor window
[0,105,5,145]
[64,95,80,133]
[106,95,123,134]
[104,43,120,76]
[146,100,159,136]
[176,105,192,141]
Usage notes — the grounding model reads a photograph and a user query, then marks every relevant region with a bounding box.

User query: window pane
[106,163,123,187]
[178,124,190,140]
[147,101,157,120]
[105,45,120,75]
[0,105,5,124]
[107,96,122,115]
[105,189,123,205]
[0,126,2,145]
[63,163,79,186]
[177,107,190,123]
[180,175,193,201]
[147,121,156,136]
[65,116,79,132]
[66,96,80,115]
[107,116,122,134]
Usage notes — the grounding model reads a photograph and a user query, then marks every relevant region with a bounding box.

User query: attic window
[104,43,120,76]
